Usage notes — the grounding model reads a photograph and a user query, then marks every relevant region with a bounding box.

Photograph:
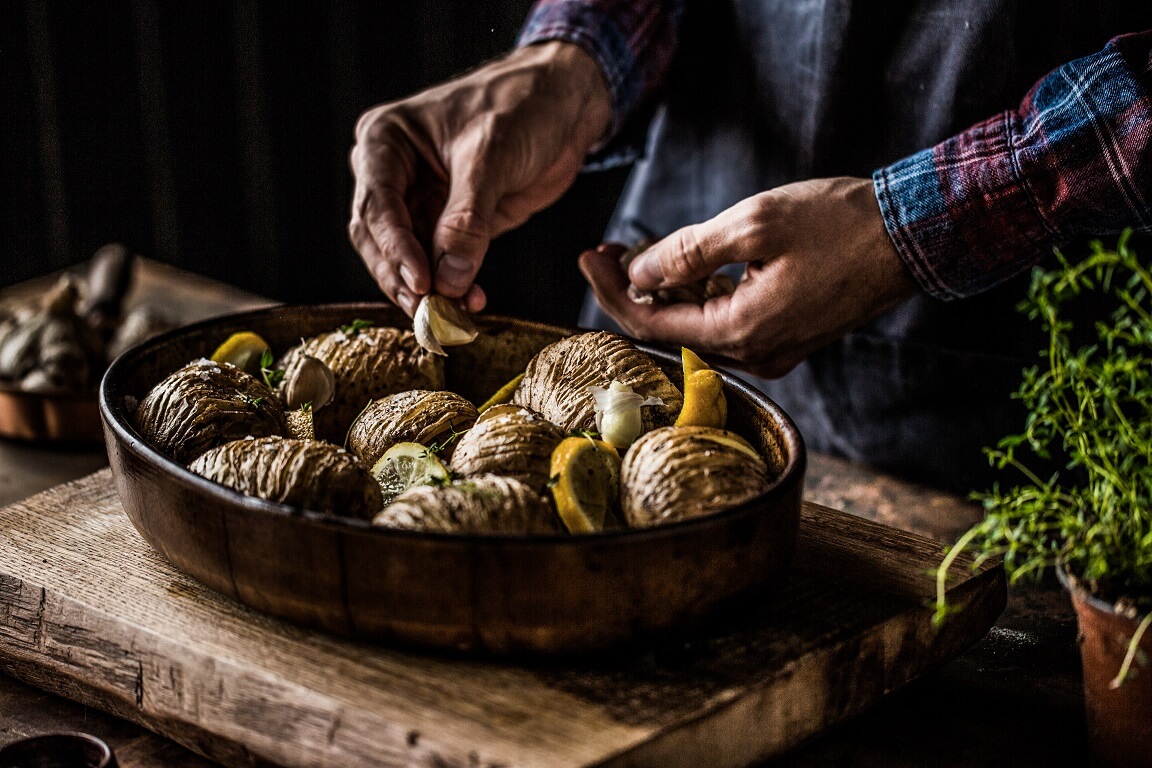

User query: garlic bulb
[587,380,664,449]
[413,294,478,356]
[619,241,737,306]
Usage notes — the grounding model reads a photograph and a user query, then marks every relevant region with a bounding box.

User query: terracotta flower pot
[1061,571,1152,768]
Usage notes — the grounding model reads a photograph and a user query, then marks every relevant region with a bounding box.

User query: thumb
[432,167,499,299]
[628,220,738,291]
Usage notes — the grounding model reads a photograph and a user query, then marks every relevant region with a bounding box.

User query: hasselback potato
[449,407,565,494]
[620,426,774,527]
[189,436,382,519]
[373,474,560,534]
[134,358,287,464]
[348,389,478,466]
[512,331,682,434]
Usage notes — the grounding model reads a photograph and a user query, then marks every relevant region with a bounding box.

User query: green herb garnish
[339,318,374,336]
[935,231,1152,686]
[260,348,284,389]
[568,428,601,441]
[238,392,265,410]
[427,422,469,455]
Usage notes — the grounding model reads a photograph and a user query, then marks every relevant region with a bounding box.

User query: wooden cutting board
[0,469,1004,768]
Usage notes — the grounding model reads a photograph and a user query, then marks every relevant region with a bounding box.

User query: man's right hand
[349,41,613,316]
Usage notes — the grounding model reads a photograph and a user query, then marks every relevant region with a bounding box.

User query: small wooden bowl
[100,304,805,655]
[0,383,103,444]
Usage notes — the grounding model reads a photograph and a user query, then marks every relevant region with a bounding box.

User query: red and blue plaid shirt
[519,1,1152,300]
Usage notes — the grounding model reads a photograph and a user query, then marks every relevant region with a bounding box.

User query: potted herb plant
[936,231,1152,768]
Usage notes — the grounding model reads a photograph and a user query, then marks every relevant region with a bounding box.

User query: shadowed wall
[2,1,628,325]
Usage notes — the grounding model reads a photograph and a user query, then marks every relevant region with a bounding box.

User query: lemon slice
[675,347,727,429]
[549,436,621,534]
[210,331,270,376]
[372,442,450,504]
[478,373,525,413]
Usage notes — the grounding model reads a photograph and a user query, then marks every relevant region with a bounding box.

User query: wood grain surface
[0,469,1004,768]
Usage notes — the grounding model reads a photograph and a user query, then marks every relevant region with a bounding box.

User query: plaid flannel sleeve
[517,1,682,165]
[874,31,1152,300]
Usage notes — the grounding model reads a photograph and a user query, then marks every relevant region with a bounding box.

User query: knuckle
[666,228,708,281]
[438,209,489,250]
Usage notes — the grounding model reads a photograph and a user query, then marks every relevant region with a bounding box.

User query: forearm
[874,30,1152,300]
[517,0,682,149]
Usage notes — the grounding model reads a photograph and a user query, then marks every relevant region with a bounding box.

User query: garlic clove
[283,354,335,411]
[587,380,664,450]
[413,296,446,356]
[413,294,478,356]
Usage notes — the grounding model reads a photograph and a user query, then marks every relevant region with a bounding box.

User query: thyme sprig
[426,422,469,456]
[339,318,374,336]
[260,348,284,389]
[936,232,1152,684]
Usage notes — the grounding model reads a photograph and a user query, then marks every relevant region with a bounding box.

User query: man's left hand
[579,177,921,378]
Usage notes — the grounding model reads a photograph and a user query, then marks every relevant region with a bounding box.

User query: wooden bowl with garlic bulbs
[100,303,805,655]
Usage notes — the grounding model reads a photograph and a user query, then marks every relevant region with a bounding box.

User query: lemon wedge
[478,373,525,413]
[371,441,450,505]
[682,346,711,377]
[674,347,727,428]
[549,436,621,534]
[210,331,270,377]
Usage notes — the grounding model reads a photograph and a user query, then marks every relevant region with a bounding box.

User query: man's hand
[579,177,921,378]
[349,42,612,315]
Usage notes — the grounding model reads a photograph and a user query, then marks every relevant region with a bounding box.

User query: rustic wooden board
[0,470,1004,768]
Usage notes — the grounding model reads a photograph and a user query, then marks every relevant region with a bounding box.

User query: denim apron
[581,0,1147,493]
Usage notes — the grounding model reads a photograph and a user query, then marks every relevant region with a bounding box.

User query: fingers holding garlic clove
[619,240,736,306]
[414,294,478,356]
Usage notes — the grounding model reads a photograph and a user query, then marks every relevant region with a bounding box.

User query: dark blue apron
[581,0,1148,493]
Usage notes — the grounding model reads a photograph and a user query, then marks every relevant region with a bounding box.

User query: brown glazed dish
[0,383,103,443]
[99,304,805,655]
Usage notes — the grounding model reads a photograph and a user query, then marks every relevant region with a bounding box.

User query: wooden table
[0,264,1087,767]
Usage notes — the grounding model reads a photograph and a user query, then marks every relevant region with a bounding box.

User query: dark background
[2,1,630,325]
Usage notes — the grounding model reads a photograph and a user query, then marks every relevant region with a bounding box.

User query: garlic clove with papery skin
[413,294,478,356]
[282,354,335,411]
[587,380,665,450]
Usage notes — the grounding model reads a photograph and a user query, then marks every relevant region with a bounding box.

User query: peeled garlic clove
[283,354,335,411]
[512,331,683,433]
[587,380,664,450]
[414,294,478,356]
